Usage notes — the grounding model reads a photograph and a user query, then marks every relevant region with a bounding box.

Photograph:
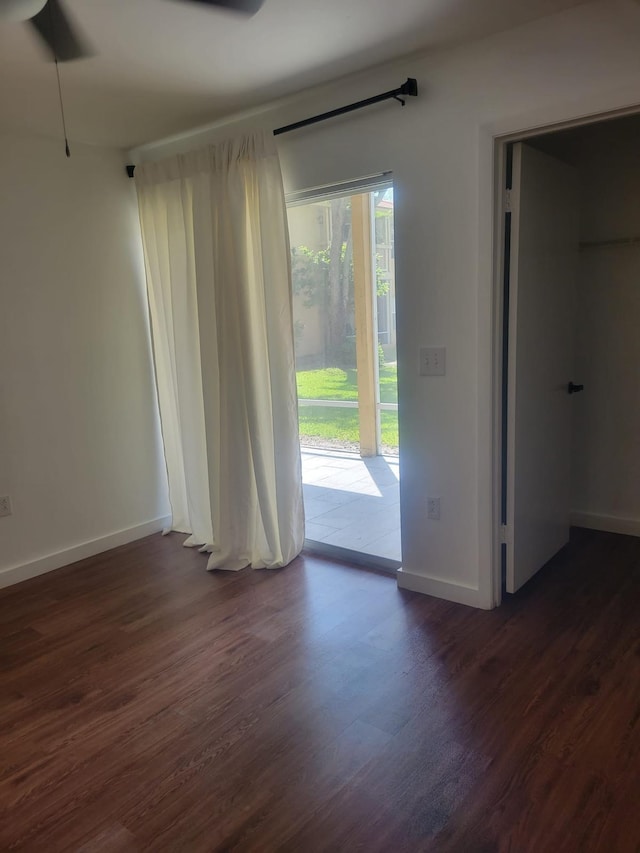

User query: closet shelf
[580,236,640,250]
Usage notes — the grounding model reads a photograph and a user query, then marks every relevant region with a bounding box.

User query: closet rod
[580,236,640,250]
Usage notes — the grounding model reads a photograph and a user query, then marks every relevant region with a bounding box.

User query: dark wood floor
[1,528,639,852]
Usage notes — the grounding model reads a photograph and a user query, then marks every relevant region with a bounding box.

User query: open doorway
[496,111,640,597]
[287,182,401,569]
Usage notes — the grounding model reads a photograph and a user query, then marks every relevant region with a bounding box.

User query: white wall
[131,0,640,607]
[568,121,640,533]
[0,133,169,587]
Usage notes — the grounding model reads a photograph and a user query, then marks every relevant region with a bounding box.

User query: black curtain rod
[273,77,417,136]
[126,78,417,177]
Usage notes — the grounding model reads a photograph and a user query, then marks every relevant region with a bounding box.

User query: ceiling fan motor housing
[0,0,48,22]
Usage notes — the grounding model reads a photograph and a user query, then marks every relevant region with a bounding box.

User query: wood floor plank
[0,527,638,851]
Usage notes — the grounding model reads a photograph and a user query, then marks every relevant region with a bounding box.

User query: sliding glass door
[287,184,401,565]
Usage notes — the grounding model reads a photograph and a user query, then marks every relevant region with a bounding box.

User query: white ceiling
[0,0,588,149]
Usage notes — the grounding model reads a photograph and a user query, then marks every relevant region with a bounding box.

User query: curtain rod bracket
[399,78,418,97]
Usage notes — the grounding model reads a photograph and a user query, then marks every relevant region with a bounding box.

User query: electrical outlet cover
[427,497,441,520]
[419,346,446,376]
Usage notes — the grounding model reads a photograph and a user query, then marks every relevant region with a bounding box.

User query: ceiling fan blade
[29,0,92,61]
[177,0,265,15]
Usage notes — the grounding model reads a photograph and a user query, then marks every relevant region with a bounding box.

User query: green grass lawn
[296,365,398,449]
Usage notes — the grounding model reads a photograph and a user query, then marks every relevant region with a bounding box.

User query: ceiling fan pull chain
[54,54,70,157]
[47,0,70,157]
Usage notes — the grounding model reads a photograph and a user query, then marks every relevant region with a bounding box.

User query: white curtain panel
[135,130,304,570]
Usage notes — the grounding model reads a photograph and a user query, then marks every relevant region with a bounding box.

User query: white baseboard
[571,511,640,538]
[0,516,171,590]
[397,568,490,609]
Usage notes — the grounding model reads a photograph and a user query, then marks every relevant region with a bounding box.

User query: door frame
[489,102,640,608]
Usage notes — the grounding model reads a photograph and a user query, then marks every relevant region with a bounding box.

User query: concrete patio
[300,447,401,563]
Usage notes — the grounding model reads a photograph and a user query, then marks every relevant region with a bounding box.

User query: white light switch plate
[419,346,446,376]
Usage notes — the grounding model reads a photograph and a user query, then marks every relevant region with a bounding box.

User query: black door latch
[568,381,584,394]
